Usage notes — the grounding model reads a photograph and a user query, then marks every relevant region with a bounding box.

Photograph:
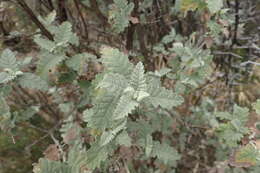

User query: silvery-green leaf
[145,134,153,157]
[113,93,139,120]
[19,57,32,67]
[207,0,223,14]
[134,91,150,102]
[0,72,15,84]
[116,131,131,146]
[18,73,48,91]
[100,120,127,146]
[0,49,18,71]
[34,35,56,52]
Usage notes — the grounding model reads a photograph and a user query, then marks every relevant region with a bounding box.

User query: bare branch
[15,0,54,40]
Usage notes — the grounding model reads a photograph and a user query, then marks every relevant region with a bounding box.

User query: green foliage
[108,0,134,33]
[18,73,48,91]
[253,99,260,114]
[154,29,213,89]
[0,49,19,71]
[0,49,48,91]
[151,142,181,165]
[65,53,96,75]
[215,105,249,147]
[36,52,66,80]
[34,12,80,82]
[235,144,260,165]
[0,49,22,84]
[0,95,12,131]
[0,49,48,132]
[101,46,133,76]
[1,1,259,172]
[81,46,184,170]
[144,76,183,109]
[206,0,223,14]
[179,0,206,14]
[34,159,71,173]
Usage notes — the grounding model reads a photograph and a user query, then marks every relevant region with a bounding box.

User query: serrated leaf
[0,95,13,131]
[0,95,9,114]
[145,134,153,157]
[116,131,131,146]
[128,120,154,139]
[113,93,139,120]
[54,22,79,46]
[154,68,172,77]
[67,142,87,173]
[101,46,133,77]
[100,120,127,146]
[145,77,183,109]
[85,144,108,170]
[253,100,260,114]
[0,85,12,96]
[97,73,128,92]
[34,35,56,52]
[152,142,181,165]
[216,122,249,147]
[130,62,147,92]
[36,158,71,173]
[18,73,48,91]
[84,92,119,130]
[66,53,95,73]
[206,0,223,14]
[19,57,32,66]
[229,144,259,168]
[45,11,56,24]
[0,72,16,84]
[133,90,150,102]
[109,0,134,33]
[233,105,249,124]
[37,52,65,81]
[0,49,18,71]
[99,131,116,147]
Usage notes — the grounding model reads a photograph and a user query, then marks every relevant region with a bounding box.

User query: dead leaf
[43,144,60,161]
[129,17,139,24]
[229,145,256,168]
[63,127,78,144]
[204,36,214,48]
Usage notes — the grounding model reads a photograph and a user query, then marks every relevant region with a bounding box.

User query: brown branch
[38,91,60,121]
[0,21,9,36]
[15,0,54,41]
[42,0,55,11]
[73,0,88,39]
[79,0,108,25]
[57,0,68,23]
[126,0,138,51]
[25,120,63,153]
[38,0,53,12]
[0,8,9,36]
[89,0,108,24]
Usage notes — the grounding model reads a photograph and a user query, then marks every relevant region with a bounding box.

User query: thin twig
[213,51,244,59]
[25,120,62,152]
[14,0,54,40]
[74,0,89,40]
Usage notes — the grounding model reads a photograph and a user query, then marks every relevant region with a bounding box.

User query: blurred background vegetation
[1,0,260,172]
